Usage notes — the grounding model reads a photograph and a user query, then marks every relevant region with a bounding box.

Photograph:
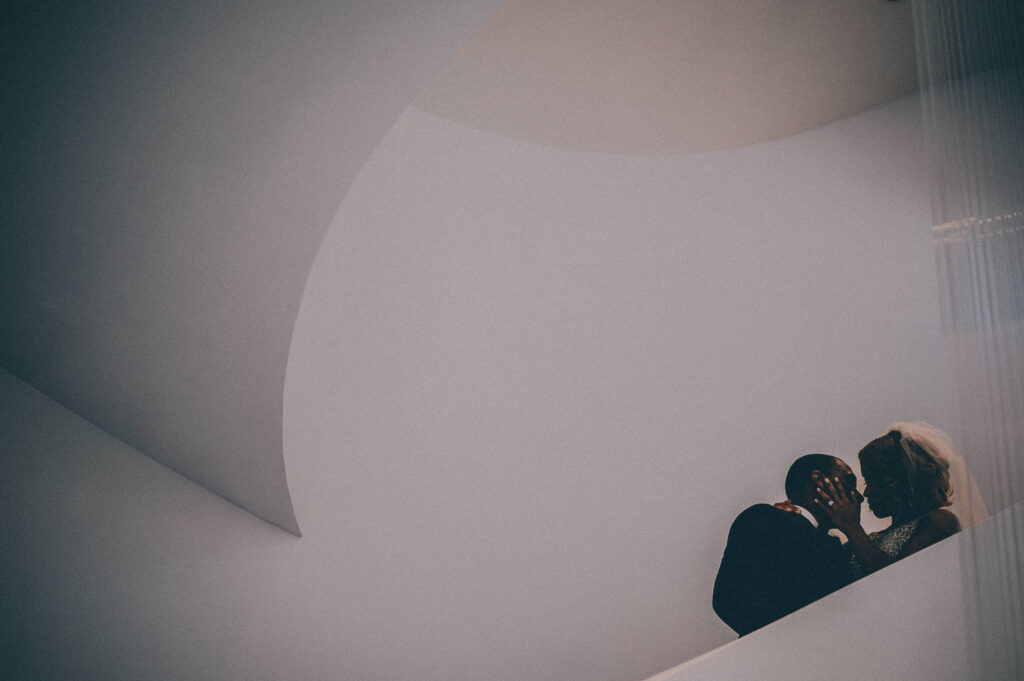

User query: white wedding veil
[884,421,989,529]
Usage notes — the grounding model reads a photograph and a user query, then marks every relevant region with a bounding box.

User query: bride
[814,422,988,578]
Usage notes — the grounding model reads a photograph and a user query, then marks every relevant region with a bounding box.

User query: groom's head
[785,454,858,522]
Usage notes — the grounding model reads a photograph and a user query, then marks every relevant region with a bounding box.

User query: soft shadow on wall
[0,0,505,534]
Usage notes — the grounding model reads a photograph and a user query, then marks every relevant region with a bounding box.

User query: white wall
[0,0,923,537]
[283,92,944,678]
[3,4,1018,680]
[3,92,954,681]
[416,0,918,153]
[6,368,1015,681]
[0,0,504,534]
[646,500,1024,681]
[6,361,1018,681]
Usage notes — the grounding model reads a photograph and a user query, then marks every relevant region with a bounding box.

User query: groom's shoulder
[734,503,785,524]
[727,503,812,541]
[728,503,792,535]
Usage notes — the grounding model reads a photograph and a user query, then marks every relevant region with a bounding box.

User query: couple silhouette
[712,422,986,637]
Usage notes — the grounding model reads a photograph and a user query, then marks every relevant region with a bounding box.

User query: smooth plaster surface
[645,503,1023,681]
[1,3,993,678]
[416,0,919,153]
[281,94,946,679]
[0,0,505,534]
[0,0,925,535]
[2,3,1021,680]
[4,366,1019,681]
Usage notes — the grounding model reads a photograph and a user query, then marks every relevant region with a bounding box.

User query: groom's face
[820,460,863,503]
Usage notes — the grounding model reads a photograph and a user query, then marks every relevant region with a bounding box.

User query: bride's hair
[860,430,952,514]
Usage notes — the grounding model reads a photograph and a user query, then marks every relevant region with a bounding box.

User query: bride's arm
[813,475,895,575]
[836,523,893,575]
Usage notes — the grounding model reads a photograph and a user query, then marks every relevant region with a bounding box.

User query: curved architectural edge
[0,1,505,536]
[415,0,919,154]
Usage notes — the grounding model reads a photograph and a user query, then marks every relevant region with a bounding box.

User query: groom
[712,453,860,636]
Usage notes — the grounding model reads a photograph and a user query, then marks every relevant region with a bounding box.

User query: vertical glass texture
[913,1,1024,678]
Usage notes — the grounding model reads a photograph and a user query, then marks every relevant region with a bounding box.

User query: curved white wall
[645,500,1024,681]
[0,1,504,533]
[3,3,1018,680]
[7,367,1018,681]
[416,0,918,152]
[282,93,945,679]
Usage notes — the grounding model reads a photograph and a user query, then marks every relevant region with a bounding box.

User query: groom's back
[712,504,850,636]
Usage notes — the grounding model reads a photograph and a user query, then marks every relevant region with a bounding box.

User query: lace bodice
[849,518,921,579]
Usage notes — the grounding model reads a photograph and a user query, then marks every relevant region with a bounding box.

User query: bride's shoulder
[898,508,962,558]
[921,508,961,535]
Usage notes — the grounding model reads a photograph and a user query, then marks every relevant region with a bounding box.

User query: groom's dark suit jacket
[712,504,851,637]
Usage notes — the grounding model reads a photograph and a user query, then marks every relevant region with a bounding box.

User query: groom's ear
[810,470,823,485]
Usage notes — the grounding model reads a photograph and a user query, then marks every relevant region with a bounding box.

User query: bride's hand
[773,500,802,514]
[813,473,861,534]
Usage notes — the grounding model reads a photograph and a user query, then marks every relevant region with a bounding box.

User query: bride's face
[860,454,909,519]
